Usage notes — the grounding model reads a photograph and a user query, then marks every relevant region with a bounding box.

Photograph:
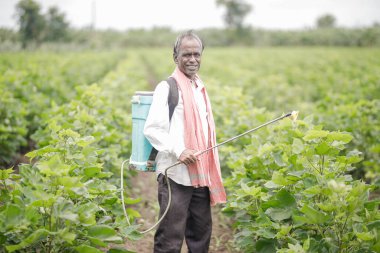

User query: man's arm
[144,81,198,165]
[144,81,185,158]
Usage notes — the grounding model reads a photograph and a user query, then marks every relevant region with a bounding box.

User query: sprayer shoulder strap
[167,77,179,120]
[148,77,178,162]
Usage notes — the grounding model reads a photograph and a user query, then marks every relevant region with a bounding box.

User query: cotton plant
[223,116,379,253]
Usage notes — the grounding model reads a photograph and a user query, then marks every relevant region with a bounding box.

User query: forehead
[178,37,202,52]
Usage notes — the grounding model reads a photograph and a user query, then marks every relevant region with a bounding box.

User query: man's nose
[189,54,197,61]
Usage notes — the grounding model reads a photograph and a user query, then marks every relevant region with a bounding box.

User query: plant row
[0,51,124,165]
[138,47,380,252]
[1,47,379,252]
[0,52,151,252]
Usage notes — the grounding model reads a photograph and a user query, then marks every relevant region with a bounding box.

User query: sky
[1,0,380,31]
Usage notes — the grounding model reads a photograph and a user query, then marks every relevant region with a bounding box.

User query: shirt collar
[190,77,204,90]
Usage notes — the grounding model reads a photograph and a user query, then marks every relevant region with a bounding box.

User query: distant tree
[316,14,336,28]
[0,28,18,43]
[15,0,45,48]
[216,0,252,30]
[44,6,69,42]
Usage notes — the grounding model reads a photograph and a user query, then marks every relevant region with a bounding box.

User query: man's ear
[173,53,178,64]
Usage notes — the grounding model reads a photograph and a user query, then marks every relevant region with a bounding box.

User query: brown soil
[123,171,239,253]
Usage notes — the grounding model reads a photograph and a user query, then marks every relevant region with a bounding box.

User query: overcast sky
[1,0,379,30]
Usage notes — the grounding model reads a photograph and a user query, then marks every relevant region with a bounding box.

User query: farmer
[144,30,226,252]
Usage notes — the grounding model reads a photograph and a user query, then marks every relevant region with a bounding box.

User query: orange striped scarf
[172,67,226,206]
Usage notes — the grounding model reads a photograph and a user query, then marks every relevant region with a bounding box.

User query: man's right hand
[179,149,198,166]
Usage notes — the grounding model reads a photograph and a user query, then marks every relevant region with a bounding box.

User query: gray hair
[173,30,204,58]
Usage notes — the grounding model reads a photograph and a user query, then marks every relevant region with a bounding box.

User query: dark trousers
[154,174,212,253]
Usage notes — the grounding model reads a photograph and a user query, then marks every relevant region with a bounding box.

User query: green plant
[0,51,124,166]
[0,84,140,252]
[223,118,379,252]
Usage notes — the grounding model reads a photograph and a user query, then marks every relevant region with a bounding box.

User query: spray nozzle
[289,111,299,121]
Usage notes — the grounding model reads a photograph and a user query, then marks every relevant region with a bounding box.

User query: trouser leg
[154,174,193,253]
[185,187,212,253]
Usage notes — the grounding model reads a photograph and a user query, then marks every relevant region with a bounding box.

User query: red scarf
[172,67,226,206]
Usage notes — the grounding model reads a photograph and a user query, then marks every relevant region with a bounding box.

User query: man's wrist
[173,146,186,159]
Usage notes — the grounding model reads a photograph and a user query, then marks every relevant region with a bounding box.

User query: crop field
[1,47,379,252]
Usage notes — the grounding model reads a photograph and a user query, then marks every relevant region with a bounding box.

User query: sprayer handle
[194,151,201,156]
[194,149,212,158]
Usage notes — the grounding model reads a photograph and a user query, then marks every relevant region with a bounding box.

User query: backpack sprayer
[121,90,299,234]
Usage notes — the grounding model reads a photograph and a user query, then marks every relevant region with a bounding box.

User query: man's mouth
[187,65,198,70]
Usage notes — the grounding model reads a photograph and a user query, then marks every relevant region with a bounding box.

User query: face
[174,37,202,79]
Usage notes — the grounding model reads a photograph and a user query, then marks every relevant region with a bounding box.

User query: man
[144,30,226,253]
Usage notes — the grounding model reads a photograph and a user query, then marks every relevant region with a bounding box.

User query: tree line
[13,0,69,48]
[1,0,379,49]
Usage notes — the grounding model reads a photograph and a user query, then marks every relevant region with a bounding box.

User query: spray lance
[120,110,299,234]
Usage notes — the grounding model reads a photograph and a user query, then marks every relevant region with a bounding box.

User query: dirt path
[124,171,238,253]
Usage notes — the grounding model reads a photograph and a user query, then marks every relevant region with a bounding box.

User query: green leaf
[315,142,331,155]
[88,236,108,247]
[303,237,310,251]
[264,181,279,189]
[272,152,286,167]
[367,220,380,231]
[300,204,330,224]
[6,229,49,252]
[78,203,99,226]
[286,243,305,252]
[75,245,103,253]
[241,183,261,197]
[59,211,79,222]
[272,172,294,186]
[58,228,76,244]
[262,189,297,210]
[327,132,353,144]
[262,189,297,221]
[292,138,304,154]
[316,203,335,212]
[303,130,329,141]
[364,201,379,211]
[126,208,141,218]
[255,239,277,253]
[84,166,102,177]
[26,146,61,159]
[54,197,79,222]
[276,225,292,238]
[36,155,71,177]
[97,171,113,178]
[119,225,143,241]
[59,129,80,139]
[346,150,364,164]
[257,228,276,239]
[88,225,122,242]
[4,204,22,227]
[123,197,141,205]
[265,207,292,221]
[77,136,96,147]
[0,168,14,180]
[356,232,375,241]
[58,176,83,188]
[292,215,309,225]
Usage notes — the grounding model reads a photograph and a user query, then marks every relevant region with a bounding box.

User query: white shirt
[143,78,208,186]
